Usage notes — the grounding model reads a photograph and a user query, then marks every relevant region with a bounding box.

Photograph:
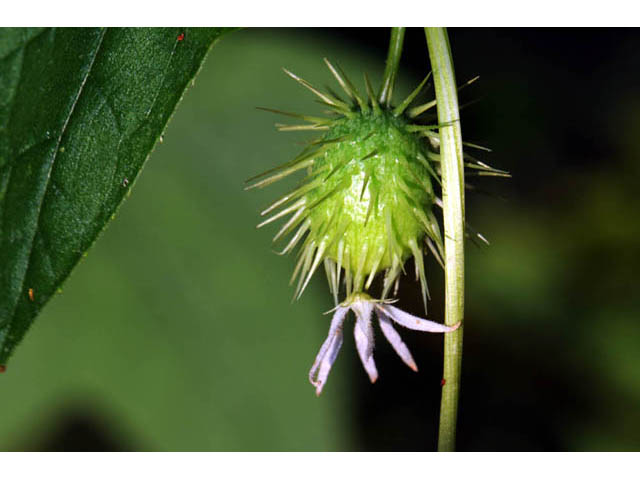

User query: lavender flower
[309,293,459,396]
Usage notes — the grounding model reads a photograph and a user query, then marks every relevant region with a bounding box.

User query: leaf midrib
[6,27,107,329]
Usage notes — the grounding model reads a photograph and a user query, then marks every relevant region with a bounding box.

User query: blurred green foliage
[0,28,393,451]
[452,28,640,451]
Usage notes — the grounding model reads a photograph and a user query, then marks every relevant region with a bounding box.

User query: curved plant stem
[425,27,465,452]
[379,27,406,106]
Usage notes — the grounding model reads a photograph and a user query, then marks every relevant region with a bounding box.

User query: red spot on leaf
[0,365,6,373]
[440,378,446,387]
[28,288,34,301]
[177,33,185,42]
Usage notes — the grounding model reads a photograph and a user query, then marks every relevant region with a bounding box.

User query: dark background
[1,28,638,451]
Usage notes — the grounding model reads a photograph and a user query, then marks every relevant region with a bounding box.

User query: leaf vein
[5,28,108,331]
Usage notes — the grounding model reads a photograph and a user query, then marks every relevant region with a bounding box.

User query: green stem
[379,27,406,107]
[425,27,465,452]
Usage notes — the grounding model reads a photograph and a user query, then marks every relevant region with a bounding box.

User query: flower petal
[313,328,344,396]
[353,302,378,383]
[377,309,418,372]
[309,306,348,393]
[352,300,374,358]
[377,304,458,332]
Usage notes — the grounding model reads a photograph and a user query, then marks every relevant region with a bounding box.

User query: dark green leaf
[0,27,234,365]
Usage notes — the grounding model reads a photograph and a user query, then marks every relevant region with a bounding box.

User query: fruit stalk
[425,27,466,452]
[379,28,406,106]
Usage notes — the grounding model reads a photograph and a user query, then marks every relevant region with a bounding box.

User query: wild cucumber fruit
[247,59,507,307]
[247,60,448,310]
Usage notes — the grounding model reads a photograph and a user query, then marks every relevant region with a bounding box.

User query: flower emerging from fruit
[247,58,504,394]
[310,293,458,395]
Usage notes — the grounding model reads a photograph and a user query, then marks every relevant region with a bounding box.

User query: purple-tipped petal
[353,302,378,383]
[313,329,344,396]
[352,300,374,358]
[377,310,418,372]
[378,304,457,332]
[354,323,378,383]
[309,306,348,393]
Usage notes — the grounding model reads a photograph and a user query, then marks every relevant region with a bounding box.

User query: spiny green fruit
[299,108,442,307]
[247,59,502,309]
